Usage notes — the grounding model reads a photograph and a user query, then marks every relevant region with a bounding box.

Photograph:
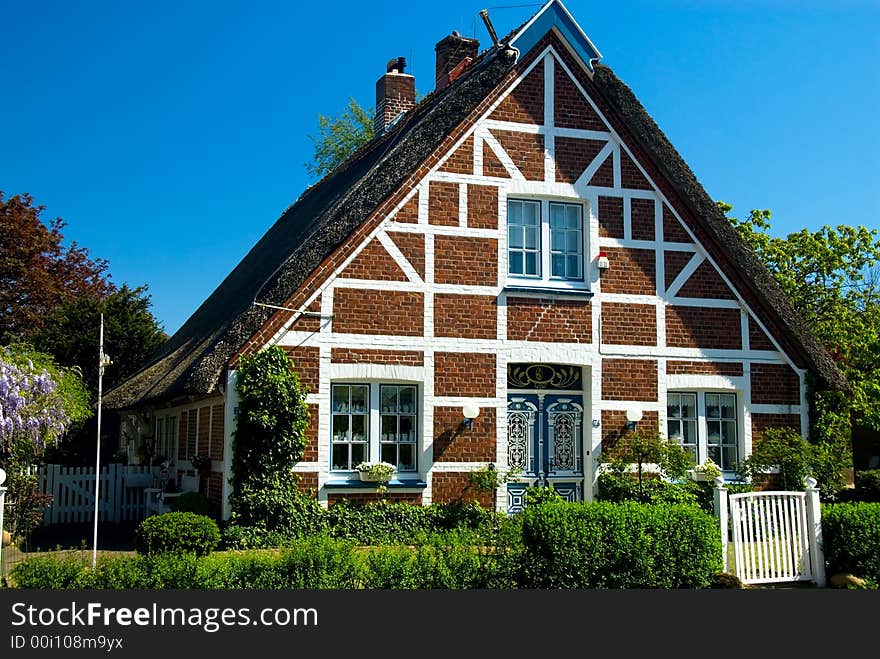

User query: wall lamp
[462,403,481,431]
[625,408,643,431]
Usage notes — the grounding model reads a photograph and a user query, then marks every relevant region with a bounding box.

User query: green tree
[720,203,880,434]
[305,98,374,179]
[32,284,167,400]
[0,191,113,344]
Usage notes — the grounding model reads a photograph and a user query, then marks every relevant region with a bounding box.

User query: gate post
[804,476,826,587]
[0,468,7,579]
[713,476,729,573]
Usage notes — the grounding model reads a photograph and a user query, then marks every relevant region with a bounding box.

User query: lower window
[331,383,418,473]
[667,391,739,471]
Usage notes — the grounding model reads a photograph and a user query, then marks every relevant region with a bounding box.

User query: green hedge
[854,470,880,503]
[518,501,722,588]
[134,512,220,556]
[822,502,880,583]
[167,492,215,517]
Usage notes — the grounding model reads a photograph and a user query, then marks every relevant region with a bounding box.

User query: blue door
[507,393,584,513]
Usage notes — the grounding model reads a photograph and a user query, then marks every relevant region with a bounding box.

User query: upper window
[667,392,739,471]
[331,383,418,474]
[508,198,585,286]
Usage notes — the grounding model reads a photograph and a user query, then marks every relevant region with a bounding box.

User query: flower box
[357,471,391,483]
[355,461,395,483]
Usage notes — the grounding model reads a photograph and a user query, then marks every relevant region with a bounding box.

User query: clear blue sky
[2,0,878,336]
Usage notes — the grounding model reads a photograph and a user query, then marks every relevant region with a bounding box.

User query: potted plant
[355,461,395,483]
[191,454,212,475]
[689,458,723,482]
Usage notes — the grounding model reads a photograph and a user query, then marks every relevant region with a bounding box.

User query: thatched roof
[105,11,845,410]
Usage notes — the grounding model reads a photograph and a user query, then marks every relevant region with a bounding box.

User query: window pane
[508,201,522,224]
[551,253,565,277]
[525,252,539,275]
[667,420,681,440]
[351,443,367,466]
[682,420,697,444]
[381,387,398,413]
[398,444,416,471]
[668,394,681,417]
[707,445,721,465]
[351,415,367,442]
[566,231,580,252]
[721,445,738,471]
[332,444,349,471]
[567,255,581,279]
[680,394,696,418]
[381,444,397,465]
[551,231,564,251]
[706,394,720,418]
[721,421,737,444]
[351,386,368,413]
[524,201,539,225]
[381,415,397,441]
[550,204,564,228]
[332,415,349,441]
[509,226,523,248]
[399,387,415,413]
[509,252,524,275]
[719,394,736,418]
[525,227,539,250]
[332,386,349,412]
[566,205,580,228]
[399,416,416,442]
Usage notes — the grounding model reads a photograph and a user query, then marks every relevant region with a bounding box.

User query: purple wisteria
[0,356,69,455]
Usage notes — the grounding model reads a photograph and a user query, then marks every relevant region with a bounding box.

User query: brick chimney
[375,56,415,136]
[435,31,479,91]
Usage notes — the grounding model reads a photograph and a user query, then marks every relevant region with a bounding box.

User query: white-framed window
[331,383,418,474]
[153,415,178,465]
[667,391,739,471]
[507,198,586,287]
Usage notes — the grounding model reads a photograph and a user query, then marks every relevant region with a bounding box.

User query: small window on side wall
[667,391,739,472]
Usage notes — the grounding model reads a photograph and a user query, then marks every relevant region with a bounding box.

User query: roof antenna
[480,9,500,47]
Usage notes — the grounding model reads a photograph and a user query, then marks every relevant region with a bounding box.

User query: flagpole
[92,313,109,569]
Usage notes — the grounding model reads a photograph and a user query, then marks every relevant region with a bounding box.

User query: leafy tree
[0,191,113,344]
[603,427,694,500]
[305,98,374,179]
[32,284,167,400]
[720,203,880,436]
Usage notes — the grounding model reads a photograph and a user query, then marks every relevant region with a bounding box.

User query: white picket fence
[38,464,158,525]
[714,477,825,586]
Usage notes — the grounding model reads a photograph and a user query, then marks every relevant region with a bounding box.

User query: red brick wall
[283,346,320,393]
[198,406,210,457]
[294,472,319,496]
[434,352,496,397]
[289,300,321,333]
[433,407,496,462]
[621,150,651,190]
[387,232,424,280]
[602,359,658,401]
[492,130,544,181]
[676,261,734,299]
[750,364,801,405]
[434,236,498,286]
[467,185,498,229]
[483,145,510,179]
[666,361,744,376]
[506,297,591,342]
[432,472,494,508]
[601,303,656,346]
[555,137,606,184]
[394,195,419,223]
[439,135,473,174]
[631,198,655,241]
[434,294,497,339]
[663,204,691,243]
[598,196,623,238]
[554,64,606,131]
[664,251,694,290]
[751,414,802,444]
[749,317,776,351]
[428,181,459,226]
[599,247,656,295]
[588,154,613,187]
[331,348,423,365]
[339,239,407,281]
[491,64,544,124]
[601,409,660,453]
[303,403,318,462]
[665,307,742,349]
[178,411,188,463]
[332,289,423,336]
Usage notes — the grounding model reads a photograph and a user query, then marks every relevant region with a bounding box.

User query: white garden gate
[714,477,825,586]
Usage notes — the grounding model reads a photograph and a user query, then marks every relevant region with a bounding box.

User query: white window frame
[330,382,419,475]
[506,197,588,290]
[153,415,178,466]
[667,390,741,473]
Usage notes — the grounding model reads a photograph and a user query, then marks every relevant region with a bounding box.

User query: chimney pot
[375,56,415,136]
[435,32,479,91]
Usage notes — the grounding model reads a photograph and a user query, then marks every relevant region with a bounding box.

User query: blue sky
[2,0,878,336]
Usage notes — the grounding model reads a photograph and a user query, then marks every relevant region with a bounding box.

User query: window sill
[324,478,427,489]
[503,286,593,301]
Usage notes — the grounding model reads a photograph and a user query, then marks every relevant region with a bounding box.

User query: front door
[506,392,584,513]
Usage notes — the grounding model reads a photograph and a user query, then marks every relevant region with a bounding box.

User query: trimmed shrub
[9,554,85,589]
[822,502,880,583]
[134,512,220,556]
[855,470,880,502]
[168,492,214,517]
[518,501,722,588]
